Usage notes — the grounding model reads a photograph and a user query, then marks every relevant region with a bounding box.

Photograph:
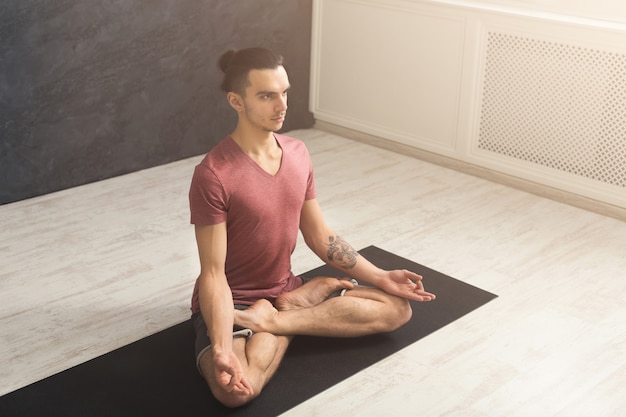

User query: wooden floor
[1,129,625,416]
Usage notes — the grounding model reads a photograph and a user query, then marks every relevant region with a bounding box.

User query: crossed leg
[198,331,291,408]
[198,277,352,408]
[202,276,412,408]
[236,276,413,338]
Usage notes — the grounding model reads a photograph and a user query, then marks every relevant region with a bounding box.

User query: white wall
[310,0,626,211]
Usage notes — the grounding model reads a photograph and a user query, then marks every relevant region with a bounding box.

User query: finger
[224,368,245,391]
[416,289,436,300]
[339,277,356,289]
[232,379,254,396]
[240,377,254,395]
[403,269,423,282]
[407,293,429,302]
[406,289,435,301]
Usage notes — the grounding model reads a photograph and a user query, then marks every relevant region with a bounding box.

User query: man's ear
[227,92,244,111]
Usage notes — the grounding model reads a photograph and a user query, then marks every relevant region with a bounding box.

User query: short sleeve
[189,164,228,225]
[304,149,317,201]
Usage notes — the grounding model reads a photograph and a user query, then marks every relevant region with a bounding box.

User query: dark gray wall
[0,0,314,204]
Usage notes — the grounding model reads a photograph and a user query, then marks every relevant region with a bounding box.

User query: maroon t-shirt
[189,134,317,312]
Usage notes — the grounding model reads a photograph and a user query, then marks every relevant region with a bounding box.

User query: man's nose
[276,96,288,112]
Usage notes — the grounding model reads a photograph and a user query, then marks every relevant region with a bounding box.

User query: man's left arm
[299,199,435,302]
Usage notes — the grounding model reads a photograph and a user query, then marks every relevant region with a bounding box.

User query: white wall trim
[423,0,626,30]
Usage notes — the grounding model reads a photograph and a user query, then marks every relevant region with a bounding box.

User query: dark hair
[218,47,284,95]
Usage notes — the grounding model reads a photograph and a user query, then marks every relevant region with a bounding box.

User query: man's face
[239,66,290,132]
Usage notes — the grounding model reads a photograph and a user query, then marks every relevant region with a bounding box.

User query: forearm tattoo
[327,235,358,269]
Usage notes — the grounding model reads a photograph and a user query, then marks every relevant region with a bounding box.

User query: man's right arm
[195,222,252,395]
[195,222,233,354]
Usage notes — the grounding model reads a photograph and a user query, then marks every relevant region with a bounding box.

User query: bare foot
[275,277,355,311]
[234,299,279,333]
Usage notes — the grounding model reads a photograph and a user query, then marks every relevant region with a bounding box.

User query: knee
[214,393,255,408]
[384,296,412,332]
[213,390,257,409]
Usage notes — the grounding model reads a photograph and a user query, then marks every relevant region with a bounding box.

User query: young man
[189,47,435,408]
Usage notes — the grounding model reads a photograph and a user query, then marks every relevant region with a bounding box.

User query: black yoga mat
[0,246,497,417]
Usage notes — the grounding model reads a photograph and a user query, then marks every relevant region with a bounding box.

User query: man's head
[220,48,290,133]
[219,47,284,96]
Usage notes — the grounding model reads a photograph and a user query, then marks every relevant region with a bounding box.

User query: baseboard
[314,120,626,222]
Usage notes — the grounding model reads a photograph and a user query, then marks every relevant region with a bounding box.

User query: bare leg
[199,333,291,408]
[275,276,355,311]
[235,286,412,338]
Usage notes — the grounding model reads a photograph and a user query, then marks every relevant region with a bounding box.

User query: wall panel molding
[311,0,467,156]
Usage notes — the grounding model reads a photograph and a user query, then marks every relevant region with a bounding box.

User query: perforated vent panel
[478,32,626,188]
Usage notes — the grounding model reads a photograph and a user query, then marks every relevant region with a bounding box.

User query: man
[189,47,435,408]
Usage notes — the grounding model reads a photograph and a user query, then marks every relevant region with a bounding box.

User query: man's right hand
[213,349,254,396]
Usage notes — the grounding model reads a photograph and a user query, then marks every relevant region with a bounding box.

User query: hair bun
[218,49,237,73]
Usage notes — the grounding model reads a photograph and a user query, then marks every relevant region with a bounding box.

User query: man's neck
[230,125,278,155]
[230,124,283,175]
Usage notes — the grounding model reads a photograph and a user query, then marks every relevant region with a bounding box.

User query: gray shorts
[193,277,358,372]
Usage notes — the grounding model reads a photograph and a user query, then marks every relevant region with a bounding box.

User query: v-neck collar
[228,135,283,178]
